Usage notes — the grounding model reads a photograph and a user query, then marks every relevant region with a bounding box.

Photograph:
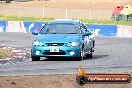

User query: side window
[84,23,88,29]
[81,23,88,33]
[81,23,86,34]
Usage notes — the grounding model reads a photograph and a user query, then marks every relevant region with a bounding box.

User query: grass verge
[0,16,54,22]
[79,19,132,26]
[0,16,132,26]
[0,48,11,59]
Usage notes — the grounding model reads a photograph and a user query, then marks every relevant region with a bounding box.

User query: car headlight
[33,41,43,46]
[67,42,79,47]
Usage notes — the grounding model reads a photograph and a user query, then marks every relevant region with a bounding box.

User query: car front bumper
[31,46,81,57]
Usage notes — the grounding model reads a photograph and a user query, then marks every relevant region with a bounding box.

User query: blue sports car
[31,19,95,61]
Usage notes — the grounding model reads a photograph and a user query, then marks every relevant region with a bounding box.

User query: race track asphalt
[0,32,132,76]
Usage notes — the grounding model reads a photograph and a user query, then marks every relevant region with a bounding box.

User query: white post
[65,8,68,19]
[116,0,118,4]
[43,6,45,18]
[89,9,92,21]
[20,6,22,17]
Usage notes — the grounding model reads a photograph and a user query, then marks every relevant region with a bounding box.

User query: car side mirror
[32,31,38,35]
[83,32,92,36]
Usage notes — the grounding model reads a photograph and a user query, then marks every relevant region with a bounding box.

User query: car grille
[45,43,64,46]
[44,50,66,55]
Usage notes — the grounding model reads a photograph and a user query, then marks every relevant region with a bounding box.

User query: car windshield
[40,23,81,34]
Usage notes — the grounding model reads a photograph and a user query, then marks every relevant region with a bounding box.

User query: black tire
[76,75,86,86]
[93,41,95,48]
[86,48,93,58]
[78,48,85,61]
[31,49,40,61]
[31,55,40,61]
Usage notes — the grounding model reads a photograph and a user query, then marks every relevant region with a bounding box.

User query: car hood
[35,34,82,42]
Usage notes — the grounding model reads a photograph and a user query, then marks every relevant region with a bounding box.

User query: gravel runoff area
[0,74,131,88]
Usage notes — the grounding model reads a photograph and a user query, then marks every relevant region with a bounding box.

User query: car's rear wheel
[31,55,40,61]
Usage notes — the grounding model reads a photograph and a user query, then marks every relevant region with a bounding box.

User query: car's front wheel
[31,49,40,61]
[31,55,40,61]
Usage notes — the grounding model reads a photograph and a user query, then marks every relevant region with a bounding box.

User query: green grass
[79,19,132,26]
[0,16,132,26]
[0,16,54,22]
[0,48,11,59]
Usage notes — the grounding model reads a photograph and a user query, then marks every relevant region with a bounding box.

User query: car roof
[47,19,81,24]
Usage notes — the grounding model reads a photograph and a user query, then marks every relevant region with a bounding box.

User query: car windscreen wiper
[40,33,57,34]
[50,33,57,34]
[66,33,79,34]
